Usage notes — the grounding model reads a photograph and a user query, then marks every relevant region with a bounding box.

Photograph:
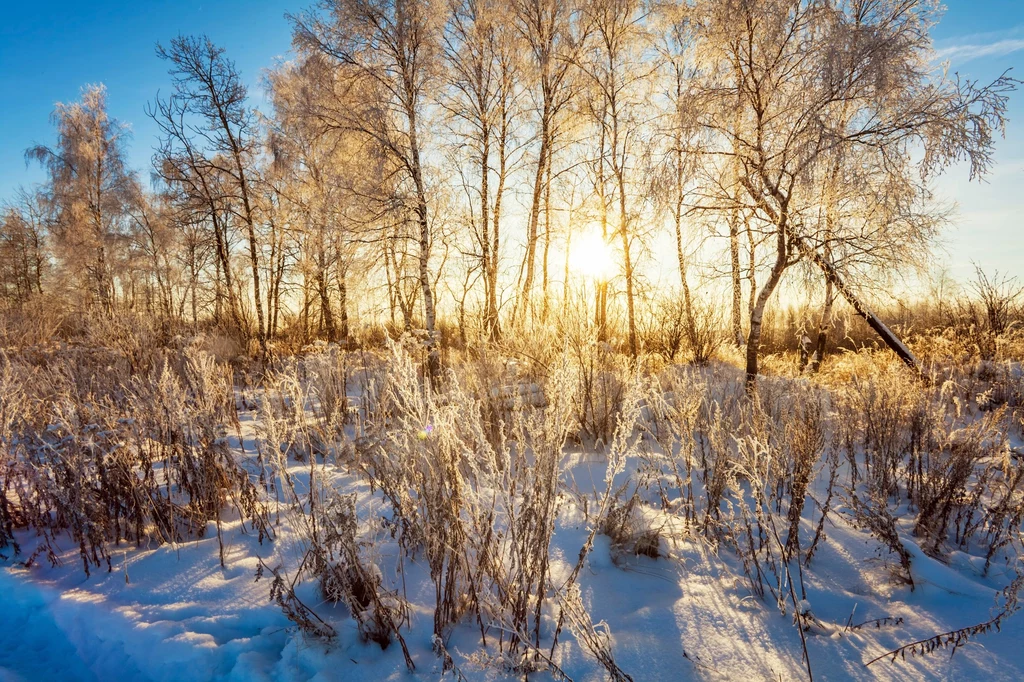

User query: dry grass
[2,312,1024,676]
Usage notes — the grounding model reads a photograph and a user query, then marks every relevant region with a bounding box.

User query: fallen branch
[866,572,1024,666]
[865,614,1002,666]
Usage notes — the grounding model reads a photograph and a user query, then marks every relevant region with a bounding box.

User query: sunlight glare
[569,231,616,281]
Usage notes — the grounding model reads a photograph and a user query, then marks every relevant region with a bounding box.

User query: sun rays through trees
[1,2,1024,680]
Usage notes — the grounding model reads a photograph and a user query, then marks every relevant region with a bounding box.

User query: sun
[569,231,616,281]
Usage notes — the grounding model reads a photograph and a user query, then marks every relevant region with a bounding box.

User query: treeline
[0,0,1017,385]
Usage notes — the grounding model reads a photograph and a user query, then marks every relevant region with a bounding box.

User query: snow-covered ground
[3,369,1024,681]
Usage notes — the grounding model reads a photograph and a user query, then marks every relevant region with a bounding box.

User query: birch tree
[267,55,364,341]
[690,0,1017,388]
[512,0,585,326]
[154,35,268,355]
[442,0,523,339]
[294,0,444,374]
[576,0,656,357]
[28,84,134,313]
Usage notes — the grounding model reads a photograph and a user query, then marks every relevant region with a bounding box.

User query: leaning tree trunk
[795,238,918,372]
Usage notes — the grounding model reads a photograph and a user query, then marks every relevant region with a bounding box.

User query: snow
[3,374,1024,681]
[3,500,1024,681]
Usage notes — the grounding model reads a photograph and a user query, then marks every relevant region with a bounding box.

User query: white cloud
[934,37,1024,63]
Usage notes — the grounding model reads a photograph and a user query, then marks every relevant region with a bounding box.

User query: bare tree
[652,4,704,354]
[172,214,213,327]
[442,0,522,339]
[267,54,368,341]
[512,0,586,327]
[0,189,49,303]
[125,189,179,322]
[689,0,1017,388]
[574,0,655,357]
[970,265,1023,338]
[294,0,444,374]
[28,84,134,313]
[154,35,268,355]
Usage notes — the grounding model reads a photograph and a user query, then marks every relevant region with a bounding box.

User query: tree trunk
[234,168,266,357]
[730,74,745,347]
[745,204,790,390]
[384,235,397,328]
[190,254,199,327]
[301,272,311,341]
[809,278,834,373]
[745,255,787,390]
[541,152,553,320]
[594,123,609,342]
[518,108,550,327]
[210,208,244,336]
[337,269,349,341]
[809,130,847,373]
[617,175,637,358]
[479,118,495,339]
[672,124,697,359]
[214,248,223,324]
[32,232,44,295]
[407,106,440,378]
[487,88,510,341]
[674,195,697,357]
[317,251,336,341]
[96,241,111,315]
[562,228,572,314]
[730,213,744,346]
[272,228,286,338]
[796,239,918,372]
[746,219,757,320]
[610,97,636,357]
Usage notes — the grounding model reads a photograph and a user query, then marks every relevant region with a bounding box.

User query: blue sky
[0,1,1021,283]
[926,2,1024,281]
[0,1,294,193]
